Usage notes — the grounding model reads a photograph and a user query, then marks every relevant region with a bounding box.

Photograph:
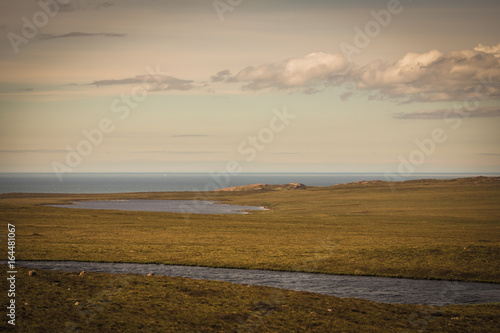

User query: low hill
[215,176,500,192]
[215,182,307,191]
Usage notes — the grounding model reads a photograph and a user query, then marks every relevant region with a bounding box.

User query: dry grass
[1,177,499,282]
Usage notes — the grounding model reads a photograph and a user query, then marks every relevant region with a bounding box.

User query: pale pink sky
[0,0,499,174]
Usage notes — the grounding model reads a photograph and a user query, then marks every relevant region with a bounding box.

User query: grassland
[1,176,499,331]
[1,265,499,332]
[2,177,499,282]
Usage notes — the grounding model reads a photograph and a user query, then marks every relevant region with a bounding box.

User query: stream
[16,260,500,306]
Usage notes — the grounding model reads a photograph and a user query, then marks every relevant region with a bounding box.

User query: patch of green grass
[1,177,499,282]
[2,266,499,332]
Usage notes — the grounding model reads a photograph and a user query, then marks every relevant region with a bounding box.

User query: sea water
[0,172,494,194]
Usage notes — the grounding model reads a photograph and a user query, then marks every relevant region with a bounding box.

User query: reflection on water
[17,261,500,306]
[49,200,267,214]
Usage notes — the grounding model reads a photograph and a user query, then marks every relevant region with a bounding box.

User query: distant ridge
[215,177,500,191]
[215,183,307,192]
[328,176,500,188]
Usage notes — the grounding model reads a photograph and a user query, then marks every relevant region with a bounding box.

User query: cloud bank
[57,1,114,12]
[217,43,500,101]
[91,74,194,91]
[210,69,231,82]
[352,43,500,102]
[38,32,126,40]
[230,52,349,92]
[394,106,500,119]
[88,43,500,101]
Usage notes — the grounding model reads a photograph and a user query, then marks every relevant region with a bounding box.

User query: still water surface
[17,261,500,306]
[49,200,267,214]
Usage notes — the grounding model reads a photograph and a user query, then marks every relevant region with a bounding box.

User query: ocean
[0,173,494,194]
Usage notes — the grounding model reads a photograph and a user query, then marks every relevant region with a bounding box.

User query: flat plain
[1,177,499,331]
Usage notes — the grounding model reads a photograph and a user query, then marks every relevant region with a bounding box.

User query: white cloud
[351,43,500,102]
[231,52,349,92]
[219,43,500,102]
[474,43,500,56]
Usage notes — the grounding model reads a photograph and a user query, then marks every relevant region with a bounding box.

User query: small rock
[74,302,79,306]
[28,270,36,277]
[147,273,154,276]
[79,271,85,276]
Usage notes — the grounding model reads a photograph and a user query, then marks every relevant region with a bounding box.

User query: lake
[49,199,267,214]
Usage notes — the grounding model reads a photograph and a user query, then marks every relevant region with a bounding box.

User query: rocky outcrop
[216,183,307,192]
[215,183,268,191]
[331,180,384,187]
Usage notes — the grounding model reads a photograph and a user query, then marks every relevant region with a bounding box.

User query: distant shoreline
[214,176,500,192]
[1,173,499,194]
[1,176,499,198]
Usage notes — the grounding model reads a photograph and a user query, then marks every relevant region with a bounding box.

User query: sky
[0,0,499,176]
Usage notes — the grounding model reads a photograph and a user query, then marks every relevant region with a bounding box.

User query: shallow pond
[49,200,267,214]
[17,261,500,306]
